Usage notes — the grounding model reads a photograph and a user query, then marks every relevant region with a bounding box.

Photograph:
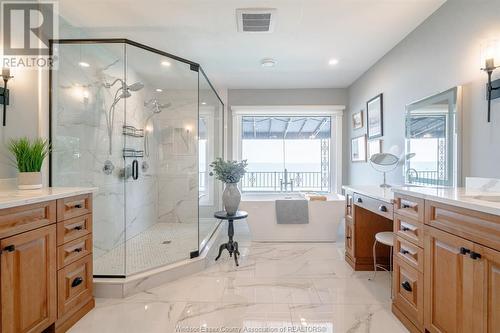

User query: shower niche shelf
[122,125,144,138]
[123,148,144,158]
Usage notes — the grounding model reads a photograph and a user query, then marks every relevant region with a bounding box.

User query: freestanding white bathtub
[239,193,345,242]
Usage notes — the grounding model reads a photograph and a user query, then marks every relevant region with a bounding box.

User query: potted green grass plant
[209,158,247,215]
[8,137,50,190]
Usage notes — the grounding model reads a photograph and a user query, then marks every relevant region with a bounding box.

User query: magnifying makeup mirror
[369,153,400,188]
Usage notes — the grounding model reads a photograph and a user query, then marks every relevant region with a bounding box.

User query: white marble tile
[71,222,406,332]
[313,274,392,305]
[222,277,322,305]
[69,299,186,333]
[289,303,408,333]
[176,302,293,330]
[131,276,227,303]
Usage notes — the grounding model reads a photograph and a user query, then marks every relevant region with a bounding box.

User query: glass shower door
[123,44,200,275]
[198,71,224,250]
[51,42,127,277]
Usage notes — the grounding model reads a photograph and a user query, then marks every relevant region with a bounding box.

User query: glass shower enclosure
[50,39,224,277]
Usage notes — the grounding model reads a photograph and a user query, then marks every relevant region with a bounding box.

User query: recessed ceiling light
[78,61,90,68]
[328,58,339,66]
[261,58,277,68]
[155,88,163,92]
[201,102,207,105]
[161,61,171,67]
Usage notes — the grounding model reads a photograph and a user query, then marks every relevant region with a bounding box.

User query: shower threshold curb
[93,222,224,298]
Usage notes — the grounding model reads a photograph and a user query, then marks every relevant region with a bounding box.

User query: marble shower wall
[153,90,199,225]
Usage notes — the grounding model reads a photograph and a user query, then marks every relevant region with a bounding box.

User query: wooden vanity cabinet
[344,190,393,271]
[0,194,94,333]
[423,202,500,333]
[0,225,57,333]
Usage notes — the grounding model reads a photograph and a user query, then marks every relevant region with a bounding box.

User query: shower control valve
[103,160,115,175]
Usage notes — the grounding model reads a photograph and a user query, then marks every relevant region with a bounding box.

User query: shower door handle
[132,160,139,180]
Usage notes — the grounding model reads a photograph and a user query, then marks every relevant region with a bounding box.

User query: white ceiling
[58,0,446,90]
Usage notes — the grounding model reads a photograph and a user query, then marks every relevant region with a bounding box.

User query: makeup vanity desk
[342,184,500,333]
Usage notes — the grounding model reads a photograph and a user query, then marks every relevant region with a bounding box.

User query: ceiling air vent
[236,8,276,33]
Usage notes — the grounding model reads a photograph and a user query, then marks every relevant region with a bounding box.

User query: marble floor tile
[176,302,293,330]
[131,275,227,303]
[313,274,392,305]
[222,277,322,304]
[289,303,408,333]
[69,298,186,333]
[70,221,407,333]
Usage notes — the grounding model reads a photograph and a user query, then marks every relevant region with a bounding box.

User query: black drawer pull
[73,225,83,231]
[378,205,387,212]
[73,248,83,253]
[402,204,410,209]
[73,203,83,209]
[470,251,482,260]
[459,247,470,255]
[71,277,83,288]
[400,249,409,255]
[2,245,15,253]
[401,281,412,292]
[346,236,351,239]
[401,227,411,232]
[356,197,363,203]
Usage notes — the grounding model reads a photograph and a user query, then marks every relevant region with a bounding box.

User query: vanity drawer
[425,200,500,250]
[393,257,424,330]
[57,254,93,319]
[0,200,56,238]
[57,194,92,222]
[57,234,92,269]
[395,214,424,247]
[394,194,424,222]
[395,236,423,272]
[57,214,92,245]
[353,193,393,220]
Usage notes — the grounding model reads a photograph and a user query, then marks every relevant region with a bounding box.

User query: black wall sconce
[0,67,13,126]
[481,40,500,122]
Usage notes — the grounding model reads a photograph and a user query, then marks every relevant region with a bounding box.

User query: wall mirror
[404,87,462,187]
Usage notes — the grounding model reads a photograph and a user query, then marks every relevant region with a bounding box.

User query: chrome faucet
[406,168,419,184]
[280,168,294,192]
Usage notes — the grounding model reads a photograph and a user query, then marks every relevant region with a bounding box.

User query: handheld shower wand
[104,79,144,154]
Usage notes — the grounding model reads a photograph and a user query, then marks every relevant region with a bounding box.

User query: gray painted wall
[345,0,500,186]
[0,69,41,179]
[227,88,348,158]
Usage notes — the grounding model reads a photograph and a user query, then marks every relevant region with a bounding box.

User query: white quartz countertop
[342,185,394,203]
[392,186,500,216]
[0,187,97,210]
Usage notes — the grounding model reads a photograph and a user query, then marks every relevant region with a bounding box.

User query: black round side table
[214,210,248,266]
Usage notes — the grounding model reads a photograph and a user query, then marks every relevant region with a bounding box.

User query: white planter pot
[18,172,42,190]
[222,182,241,215]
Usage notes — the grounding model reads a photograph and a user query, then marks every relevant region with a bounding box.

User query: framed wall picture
[352,110,364,130]
[367,93,383,138]
[367,139,382,159]
[351,135,367,162]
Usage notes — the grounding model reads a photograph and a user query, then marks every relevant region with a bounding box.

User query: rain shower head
[104,79,144,93]
[144,98,171,113]
[127,82,144,91]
